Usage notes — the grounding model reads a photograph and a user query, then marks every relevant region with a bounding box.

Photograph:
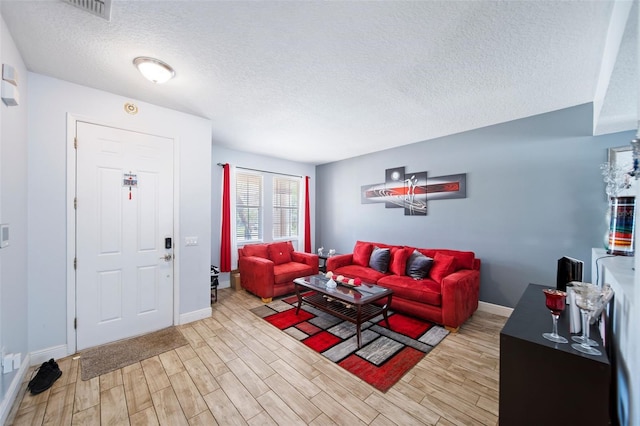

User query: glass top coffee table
[293,274,393,348]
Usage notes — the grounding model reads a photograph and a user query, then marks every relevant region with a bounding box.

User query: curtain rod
[217,162,305,179]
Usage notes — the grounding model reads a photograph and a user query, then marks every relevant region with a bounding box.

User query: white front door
[75,122,174,350]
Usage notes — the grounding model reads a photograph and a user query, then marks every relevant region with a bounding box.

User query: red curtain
[304,176,311,253]
[220,164,232,272]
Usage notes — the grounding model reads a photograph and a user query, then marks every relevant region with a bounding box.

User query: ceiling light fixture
[133,57,175,84]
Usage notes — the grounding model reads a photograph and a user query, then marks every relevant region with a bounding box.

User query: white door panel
[76,122,174,350]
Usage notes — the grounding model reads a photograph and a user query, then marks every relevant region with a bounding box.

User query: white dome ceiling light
[133,57,175,84]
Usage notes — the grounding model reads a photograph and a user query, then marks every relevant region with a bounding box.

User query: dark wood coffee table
[293,274,393,348]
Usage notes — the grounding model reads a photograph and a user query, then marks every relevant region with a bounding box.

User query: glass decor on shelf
[542,288,568,344]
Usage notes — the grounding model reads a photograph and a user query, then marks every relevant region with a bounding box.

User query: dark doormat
[80,327,188,380]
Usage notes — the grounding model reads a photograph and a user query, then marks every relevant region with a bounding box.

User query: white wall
[27,73,212,354]
[210,145,316,286]
[0,14,29,422]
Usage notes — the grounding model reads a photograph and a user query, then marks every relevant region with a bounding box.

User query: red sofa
[326,240,480,331]
[238,241,318,303]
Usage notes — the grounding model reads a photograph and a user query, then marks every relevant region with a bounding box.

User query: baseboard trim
[179,307,211,325]
[0,353,31,425]
[478,301,513,317]
[30,345,69,367]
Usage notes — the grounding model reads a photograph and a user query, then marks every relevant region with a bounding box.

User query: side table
[499,283,611,425]
[318,254,329,272]
[318,253,339,273]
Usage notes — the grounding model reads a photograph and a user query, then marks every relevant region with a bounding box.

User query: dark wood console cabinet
[499,283,611,425]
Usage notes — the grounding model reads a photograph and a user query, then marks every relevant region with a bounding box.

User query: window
[235,169,302,247]
[273,177,299,239]
[236,172,262,242]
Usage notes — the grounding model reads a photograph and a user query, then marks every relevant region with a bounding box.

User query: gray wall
[316,104,633,308]
[0,15,28,411]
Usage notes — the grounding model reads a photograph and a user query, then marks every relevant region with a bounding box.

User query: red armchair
[238,241,318,302]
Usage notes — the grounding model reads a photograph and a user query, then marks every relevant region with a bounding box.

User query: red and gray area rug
[250,294,449,392]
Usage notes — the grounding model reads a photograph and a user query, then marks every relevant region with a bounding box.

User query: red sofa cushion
[377,275,442,306]
[242,243,269,259]
[268,241,293,265]
[353,241,373,267]
[429,253,457,283]
[389,246,411,276]
[419,249,475,271]
[331,264,387,284]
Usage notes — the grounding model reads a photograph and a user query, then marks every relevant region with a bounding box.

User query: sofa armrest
[473,258,481,270]
[440,269,480,329]
[291,251,320,274]
[238,256,275,299]
[326,253,353,272]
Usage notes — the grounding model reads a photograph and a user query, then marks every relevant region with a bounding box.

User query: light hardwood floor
[7,288,507,425]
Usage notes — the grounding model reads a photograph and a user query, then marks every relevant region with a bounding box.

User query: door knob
[160,253,173,262]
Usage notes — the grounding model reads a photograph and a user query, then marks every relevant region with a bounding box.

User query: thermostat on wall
[0,224,9,248]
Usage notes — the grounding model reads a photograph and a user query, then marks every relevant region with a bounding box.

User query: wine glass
[570,283,598,347]
[542,289,568,343]
[571,288,602,356]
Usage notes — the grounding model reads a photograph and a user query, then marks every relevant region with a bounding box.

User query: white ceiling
[1,0,636,164]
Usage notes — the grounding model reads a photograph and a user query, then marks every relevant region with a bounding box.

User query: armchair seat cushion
[274,262,315,284]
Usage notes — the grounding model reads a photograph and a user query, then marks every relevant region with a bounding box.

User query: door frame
[65,113,181,355]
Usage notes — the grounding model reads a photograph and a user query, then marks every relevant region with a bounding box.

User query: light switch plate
[0,224,8,248]
[2,63,18,86]
[3,354,12,374]
[12,353,21,370]
[185,236,198,246]
[1,81,19,106]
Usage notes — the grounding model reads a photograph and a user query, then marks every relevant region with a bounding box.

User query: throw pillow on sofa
[405,249,433,279]
[419,249,475,271]
[389,246,412,276]
[429,252,457,282]
[268,242,293,265]
[369,246,391,273]
[353,241,374,267]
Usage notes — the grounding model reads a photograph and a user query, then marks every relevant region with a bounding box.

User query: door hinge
[74,137,78,149]
[74,318,77,329]
[74,258,77,270]
[74,197,77,209]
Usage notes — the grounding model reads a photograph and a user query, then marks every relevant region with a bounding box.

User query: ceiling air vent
[62,0,112,21]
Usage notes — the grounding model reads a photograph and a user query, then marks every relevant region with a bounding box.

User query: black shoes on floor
[27,358,62,395]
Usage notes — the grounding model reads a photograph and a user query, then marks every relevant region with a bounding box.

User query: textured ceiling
[0,1,636,164]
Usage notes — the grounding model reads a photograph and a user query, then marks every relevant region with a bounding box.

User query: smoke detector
[61,0,112,21]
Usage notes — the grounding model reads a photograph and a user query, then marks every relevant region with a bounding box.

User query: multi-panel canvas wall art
[361,167,466,216]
